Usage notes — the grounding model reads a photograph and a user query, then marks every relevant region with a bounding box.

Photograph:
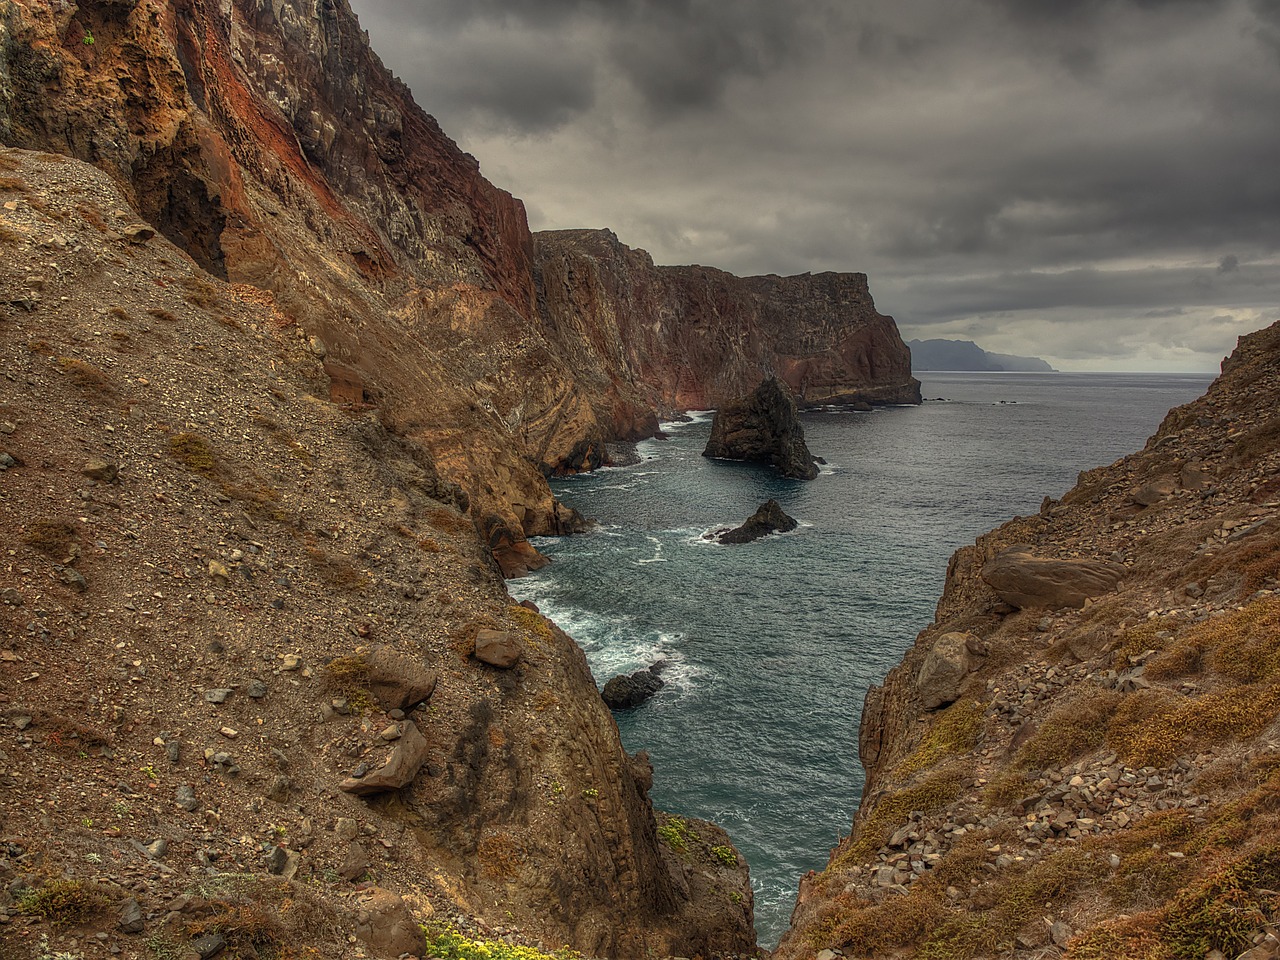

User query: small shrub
[477,832,524,880]
[304,546,367,592]
[179,275,220,308]
[28,340,54,356]
[421,922,581,960]
[57,357,112,393]
[1110,619,1175,670]
[24,519,77,557]
[19,878,105,924]
[1069,915,1164,960]
[711,844,737,867]
[1010,687,1122,774]
[168,433,217,474]
[657,816,698,851]
[1158,847,1280,960]
[147,307,179,323]
[185,901,286,958]
[321,654,374,712]
[895,699,985,778]
[509,605,553,648]
[1109,685,1280,767]
[0,175,24,191]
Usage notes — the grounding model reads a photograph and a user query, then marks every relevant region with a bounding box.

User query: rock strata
[711,499,800,544]
[704,379,819,480]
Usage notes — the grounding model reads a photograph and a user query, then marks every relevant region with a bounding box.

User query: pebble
[219,727,238,739]
[281,654,302,671]
[176,785,199,812]
[204,689,232,704]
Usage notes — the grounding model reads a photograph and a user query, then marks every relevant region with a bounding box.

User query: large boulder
[363,645,437,712]
[352,888,428,959]
[713,499,799,544]
[474,628,522,668]
[702,378,819,480]
[602,663,667,710]
[917,632,986,710]
[339,721,430,796]
[981,547,1125,609]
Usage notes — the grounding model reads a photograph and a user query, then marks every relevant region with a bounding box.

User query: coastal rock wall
[777,321,1280,959]
[535,228,922,420]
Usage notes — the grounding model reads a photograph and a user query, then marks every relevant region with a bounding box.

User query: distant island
[907,338,1057,372]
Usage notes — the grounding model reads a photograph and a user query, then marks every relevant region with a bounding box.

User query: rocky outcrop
[711,499,800,544]
[536,228,922,413]
[777,320,1280,960]
[602,663,668,710]
[980,546,1126,609]
[704,379,819,480]
[916,631,986,710]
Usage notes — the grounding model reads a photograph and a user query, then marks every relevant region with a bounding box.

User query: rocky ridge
[775,320,1280,960]
[0,148,754,960]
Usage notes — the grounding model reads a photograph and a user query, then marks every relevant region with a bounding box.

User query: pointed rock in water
[703,377,819,480]
[714,499,798,544]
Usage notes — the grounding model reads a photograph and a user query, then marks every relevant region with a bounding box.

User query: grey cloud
[350,0,1280,370]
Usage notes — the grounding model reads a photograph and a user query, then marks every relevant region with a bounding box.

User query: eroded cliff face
[777,322,1280,959]
[535,228,921,421]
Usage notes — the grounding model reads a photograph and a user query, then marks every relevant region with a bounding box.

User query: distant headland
[908,337,1057,372]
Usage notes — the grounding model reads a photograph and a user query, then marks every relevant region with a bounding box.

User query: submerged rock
[703,378,819,480]
[711,499,799,544]
[602,662,668,710]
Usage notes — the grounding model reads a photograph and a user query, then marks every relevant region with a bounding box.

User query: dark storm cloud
[348,0,1280,370]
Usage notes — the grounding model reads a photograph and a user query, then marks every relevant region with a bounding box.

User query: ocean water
[509,371,1213,947]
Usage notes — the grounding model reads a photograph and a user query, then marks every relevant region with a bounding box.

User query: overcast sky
[348,0,1280,371]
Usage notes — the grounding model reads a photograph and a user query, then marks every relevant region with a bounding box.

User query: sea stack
[703,378,820,480]
[713,500,800,544]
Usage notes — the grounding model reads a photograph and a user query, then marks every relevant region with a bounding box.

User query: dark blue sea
[509,371,1213,946]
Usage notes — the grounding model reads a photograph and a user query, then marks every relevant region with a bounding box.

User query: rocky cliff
[536,228,921,420]
[776,321,1280,959]
[0,1,920,578]
[0,146,753,959]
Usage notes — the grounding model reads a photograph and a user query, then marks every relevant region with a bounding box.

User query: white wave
[637,535,666,564]
[501,587,705,694]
